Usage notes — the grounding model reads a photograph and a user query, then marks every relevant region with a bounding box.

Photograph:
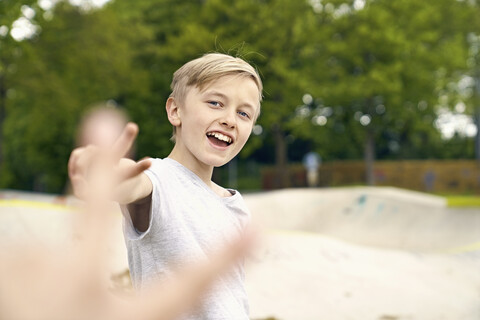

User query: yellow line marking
[445,241,480,254]
[0,199,72,211]
[0,199,122,217]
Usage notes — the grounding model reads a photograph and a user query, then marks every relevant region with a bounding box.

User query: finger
[158,233,254,320]
[111,122,138,161]
[73,145,99,181]
[117,159,152,182]
[70,176,88,199]
[115,231,256,320]
[68,147,86,179]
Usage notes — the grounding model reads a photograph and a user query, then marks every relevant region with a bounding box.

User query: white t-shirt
[123,158,251,319]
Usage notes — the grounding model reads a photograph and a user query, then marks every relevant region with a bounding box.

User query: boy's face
[172,74,260,169]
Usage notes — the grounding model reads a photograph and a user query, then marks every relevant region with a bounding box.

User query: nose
[221,109,236,128]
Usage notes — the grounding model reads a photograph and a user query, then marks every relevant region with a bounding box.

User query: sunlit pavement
[1,188,479,320]
[245,187,480,320]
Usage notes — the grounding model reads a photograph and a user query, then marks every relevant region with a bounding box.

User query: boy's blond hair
[169,53,263,141]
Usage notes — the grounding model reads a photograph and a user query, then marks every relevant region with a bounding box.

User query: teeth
[207,132,232,144]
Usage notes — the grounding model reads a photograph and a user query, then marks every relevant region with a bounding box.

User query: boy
[68,53,263,319]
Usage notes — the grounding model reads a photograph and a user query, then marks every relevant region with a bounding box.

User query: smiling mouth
[206,132,233,147]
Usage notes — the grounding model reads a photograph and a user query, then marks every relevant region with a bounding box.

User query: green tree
[114,0,320,188]
[304,0,472,184]
[107,0,210,160]
[0,0,36,186]
[3,1,142,191]
[4,0,477,192]
[247,0,319,187]
[462,4,480,161]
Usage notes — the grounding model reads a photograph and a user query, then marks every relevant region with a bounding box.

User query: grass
[445,195,480,207]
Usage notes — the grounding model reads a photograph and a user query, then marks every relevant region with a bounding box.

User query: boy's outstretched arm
[1,112,257,320]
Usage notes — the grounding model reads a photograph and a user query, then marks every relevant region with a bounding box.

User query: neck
[167,145,214,186]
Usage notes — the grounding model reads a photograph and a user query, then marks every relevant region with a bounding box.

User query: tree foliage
[2,1,142,191]
[1,0,479,192]
[291,0,475,183]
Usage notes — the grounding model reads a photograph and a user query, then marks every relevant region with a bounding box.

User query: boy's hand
[68,122,151,201]
[0,221,255,320]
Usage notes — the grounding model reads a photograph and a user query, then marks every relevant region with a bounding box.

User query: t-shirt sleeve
[122,158,162,240]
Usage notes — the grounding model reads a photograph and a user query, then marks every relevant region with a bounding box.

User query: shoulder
[145,158,174,176]
[211,182,236,198]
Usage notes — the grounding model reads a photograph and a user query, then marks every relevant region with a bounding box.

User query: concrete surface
[244,187,480,320]
[1,187,479,320]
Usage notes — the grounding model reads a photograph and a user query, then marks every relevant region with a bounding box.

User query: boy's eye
[238,111,250,119]
[207,101,221,107]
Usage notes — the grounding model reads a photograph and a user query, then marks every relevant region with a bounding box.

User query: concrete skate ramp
[1,188,479,320]
[0,191,127,275]
[242,187,480,320]
[245,186,479,252]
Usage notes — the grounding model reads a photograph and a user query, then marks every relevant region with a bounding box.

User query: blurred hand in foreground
[0,106,255,320]
[68,107,151,202]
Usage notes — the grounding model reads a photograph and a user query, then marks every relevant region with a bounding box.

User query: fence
[261,160,480,194]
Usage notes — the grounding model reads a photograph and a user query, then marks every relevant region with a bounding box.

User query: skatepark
[1,187,479,320]
[244,187,480,320]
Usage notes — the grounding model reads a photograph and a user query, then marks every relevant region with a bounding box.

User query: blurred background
[2,1,480,319]
[1,0,480,196]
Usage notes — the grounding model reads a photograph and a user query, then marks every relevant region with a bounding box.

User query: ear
[166,97,181,127]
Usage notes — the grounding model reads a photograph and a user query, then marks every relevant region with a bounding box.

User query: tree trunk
[475,75,480,163]
[0,72,5,172]
[273,124,289,188]
[475,107,480,163]
[364,128,375,186]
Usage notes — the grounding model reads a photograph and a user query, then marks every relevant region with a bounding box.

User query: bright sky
[38,0,111,11]
[9,0,111,41]
[435,107,477,139]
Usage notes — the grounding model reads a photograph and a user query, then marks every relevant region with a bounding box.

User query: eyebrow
[203,90,257,111]
[204,91,228,100]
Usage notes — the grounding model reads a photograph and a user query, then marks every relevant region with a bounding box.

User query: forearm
[115,173,153,205]
[116,172,153,232]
